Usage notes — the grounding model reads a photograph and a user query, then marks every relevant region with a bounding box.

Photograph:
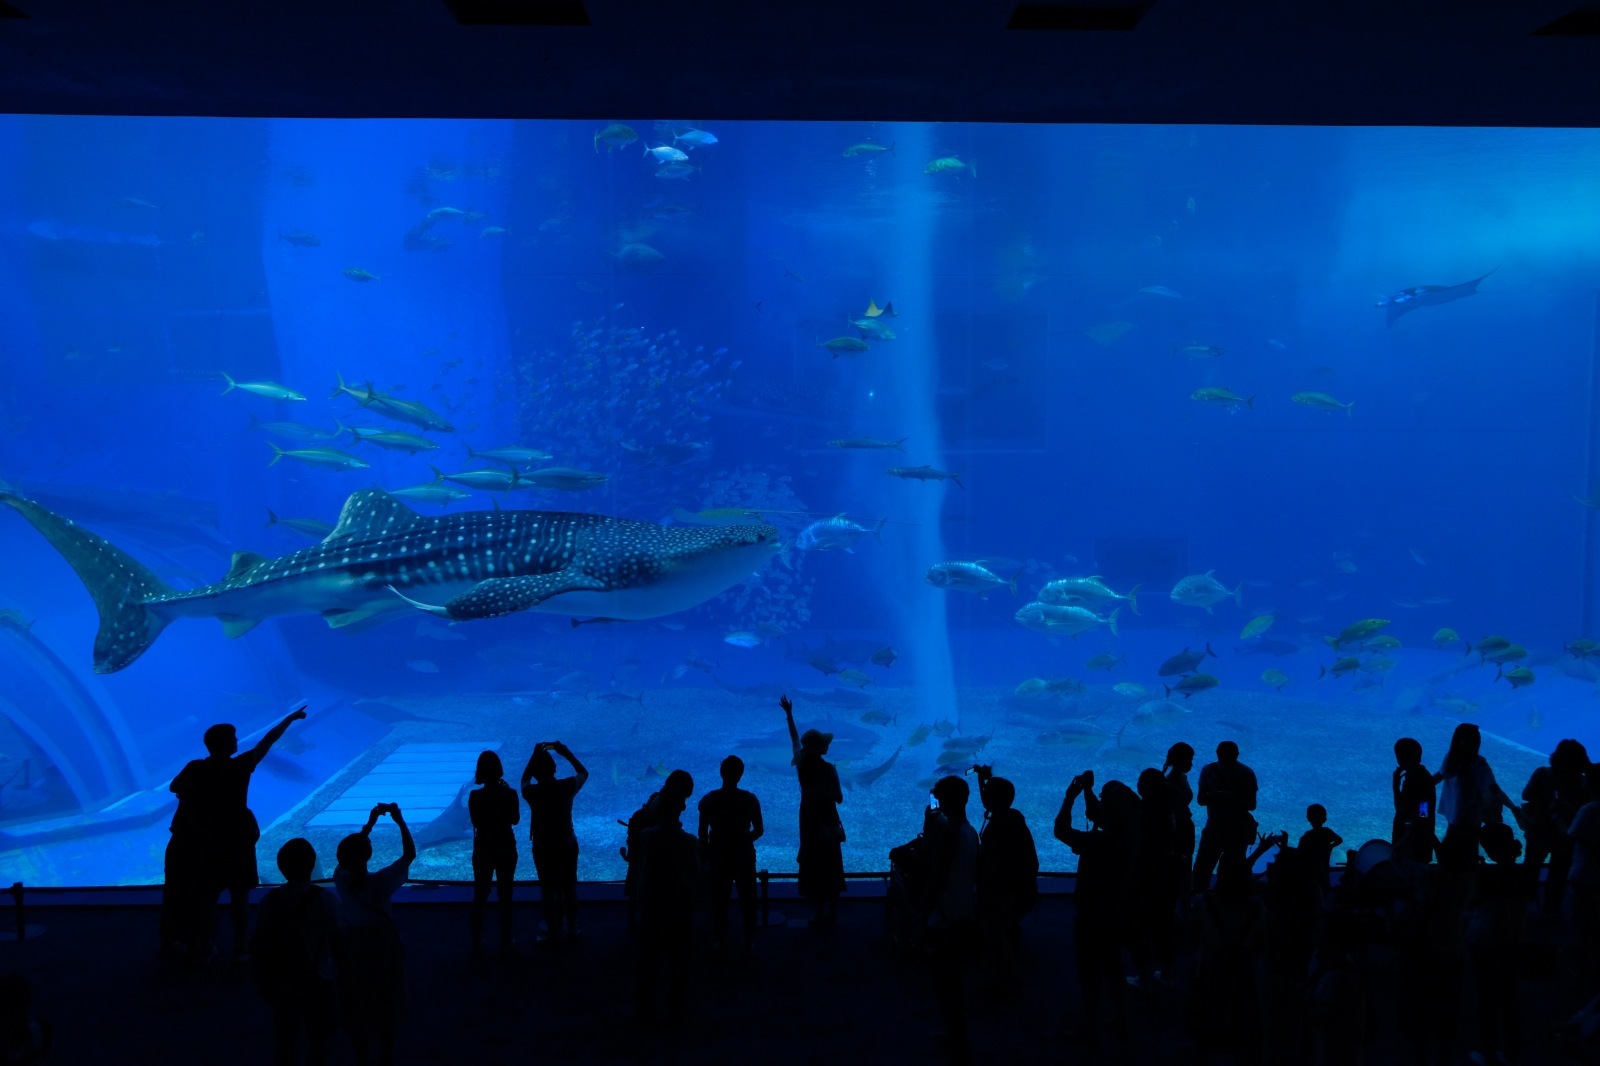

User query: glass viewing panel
[0,117,1596,884]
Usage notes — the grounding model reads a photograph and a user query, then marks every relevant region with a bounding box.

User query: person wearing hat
[781,694,845,931]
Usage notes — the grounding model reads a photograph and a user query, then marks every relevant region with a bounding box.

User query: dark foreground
[6,887,1598,1064]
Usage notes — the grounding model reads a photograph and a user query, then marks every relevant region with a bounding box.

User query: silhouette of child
[1392,737,1437,864]
[468,750,520,956]
[335,803,415,1066]
[251,838,339,1066]
[1298,804,1344,891]
[781,694,845,931]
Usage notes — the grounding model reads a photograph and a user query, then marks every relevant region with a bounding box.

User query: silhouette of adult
[633,786,700,1024]
[1193,740,1258,891]
[520,740,588,944]
[1186,854,1266,1064]
[925,775,981,1059]
[1164,742,1197,893]
[1437,723,1517,868]
[1522,738,1589,913]
[1392,737,1438,864]
[251,838,339,1066]
[1054,770,1135,1048]
[622,769,694,931]
[974,769,1038,998]
[1567,771,1600,975]
[697,754,764,956]
[166,705,308,963]
[468,750,520,956]
[781,694,845,931]
[1129,766,1178,988]
[334,803,415,1066]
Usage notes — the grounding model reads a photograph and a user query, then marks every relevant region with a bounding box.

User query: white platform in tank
[305,742,496,827]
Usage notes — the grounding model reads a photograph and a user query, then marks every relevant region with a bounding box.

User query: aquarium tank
[1,116,1596,886]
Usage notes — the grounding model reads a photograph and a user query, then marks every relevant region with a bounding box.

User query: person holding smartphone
[1392,737,1437,864]
[335,802,415,1066]
[521,740,589,944]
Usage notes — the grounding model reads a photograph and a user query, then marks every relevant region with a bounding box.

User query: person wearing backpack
[251,838,339,1066]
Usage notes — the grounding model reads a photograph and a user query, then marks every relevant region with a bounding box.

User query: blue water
[2,117,1598,885]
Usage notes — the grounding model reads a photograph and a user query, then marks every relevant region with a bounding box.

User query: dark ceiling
[0,0,1597,126]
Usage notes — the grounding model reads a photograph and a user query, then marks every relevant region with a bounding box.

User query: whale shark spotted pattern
[0,489,781,673]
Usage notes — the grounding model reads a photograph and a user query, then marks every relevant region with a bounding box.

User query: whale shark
[0,489,780,674]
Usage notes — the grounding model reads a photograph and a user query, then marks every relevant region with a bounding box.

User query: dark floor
[5,887,1598,1065]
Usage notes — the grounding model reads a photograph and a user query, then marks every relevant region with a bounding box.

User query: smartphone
[1418,800,1430,818]
[928,792,939,811]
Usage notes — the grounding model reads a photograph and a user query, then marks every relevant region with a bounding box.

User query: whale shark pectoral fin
[324,600,410,630]
[218,615,261,639]
[441,569,609,621]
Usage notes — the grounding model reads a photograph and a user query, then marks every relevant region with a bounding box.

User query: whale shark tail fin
[0,492,176,673]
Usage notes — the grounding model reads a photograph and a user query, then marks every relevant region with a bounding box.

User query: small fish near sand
[1164,674,1219,699]
[1261,669,1291,691]
[887,465,963,489]
[1159,644,1216,677]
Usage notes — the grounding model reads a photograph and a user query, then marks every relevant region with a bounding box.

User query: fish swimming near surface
[594,123,638,152]
[0,489,780,673]
[1377,268,1495,327]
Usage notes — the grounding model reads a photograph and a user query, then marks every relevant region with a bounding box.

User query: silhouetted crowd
[114,699,1600,1065]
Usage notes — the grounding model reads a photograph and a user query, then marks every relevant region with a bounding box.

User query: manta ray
[1376,268,1495,326]
[0,489,780,674]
